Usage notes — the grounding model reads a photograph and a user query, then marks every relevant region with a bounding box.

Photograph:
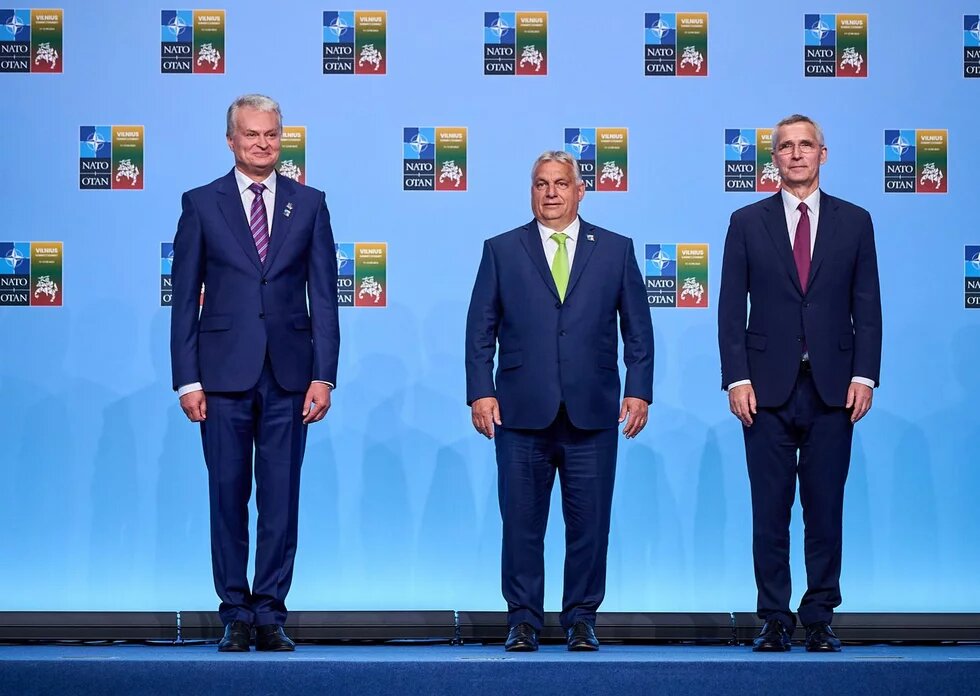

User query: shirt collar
[235,168,277,195]
[780,187,820,216]
[537,216,580,243]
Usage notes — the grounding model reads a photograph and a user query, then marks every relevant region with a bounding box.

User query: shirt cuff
[177,382,203,398]
[313,380,335,389]
[850,376,875,388]
[727,379,752,390]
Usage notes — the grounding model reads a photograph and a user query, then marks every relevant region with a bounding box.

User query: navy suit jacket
[718,191,882,408]
[170,169,340,393]
[465,218,654,430]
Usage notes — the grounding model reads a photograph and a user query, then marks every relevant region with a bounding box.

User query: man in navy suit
[465,151,654,652]
[718,115,882,653]
[170,94,339,652]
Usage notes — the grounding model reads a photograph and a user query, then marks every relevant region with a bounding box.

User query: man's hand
[846,382,873,424]
[179,391,207,423]
[729,384,757,427]
[471,397,501,439]
[619,397,649,438]
[303,382,332,424]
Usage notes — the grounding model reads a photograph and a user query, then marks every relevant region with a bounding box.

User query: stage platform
[2,643,980,695]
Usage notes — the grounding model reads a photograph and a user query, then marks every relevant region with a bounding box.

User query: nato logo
[724,128,756,191]
[966,245,980,308]
[645,244,677,306]
[79,126,112,189]
[336,242,355,307]
[965,15,980,77]
[884,129,916,193]
[0,241,31,305]
[644,13,676,75]
[161,242,174,306]
[161,10,193,73]
[564,128,596,189]
[403,127,435,189]
[484,12,516,74]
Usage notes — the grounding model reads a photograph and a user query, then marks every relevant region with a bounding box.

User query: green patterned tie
[550,232,570,301]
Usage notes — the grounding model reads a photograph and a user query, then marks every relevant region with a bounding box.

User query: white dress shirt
[727,188,874,391]
[537,216,580,267]
[177,168,332,398]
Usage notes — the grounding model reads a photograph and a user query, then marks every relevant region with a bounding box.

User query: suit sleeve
[850,211,882,386]
[464,240,501,405]
[169,192,205,391]
[308,191,340,386]
[619,238,654,402]
[718,212,750,389]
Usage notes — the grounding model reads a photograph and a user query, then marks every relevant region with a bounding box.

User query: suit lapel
[761,192,803,296]
[808,190,837,288]
[564,218,597,301]
[520,221,560,300]
[263,173,296,272]
[216,169,263,272]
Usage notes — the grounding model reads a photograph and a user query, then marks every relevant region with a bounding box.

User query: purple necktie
[248,182,270,264]
[793,202,811,292]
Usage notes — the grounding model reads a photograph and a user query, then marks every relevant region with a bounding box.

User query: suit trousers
[743,363,853,629]
[494,407,618,631]
[200,356,308,627]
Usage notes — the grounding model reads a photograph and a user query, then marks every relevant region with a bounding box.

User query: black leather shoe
[504,622,539,652]
[255,624,295,652]
[217,620,251,652]
[752,619,792,652]
[566,621,599,651]
[805,622,842,652]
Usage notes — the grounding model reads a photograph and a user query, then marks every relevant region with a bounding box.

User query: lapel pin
[284,202,293,218]
[587,234,594,242]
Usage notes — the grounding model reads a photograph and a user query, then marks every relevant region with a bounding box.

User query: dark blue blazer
[718,191,882,408]
[465,218,654,430]
[170,169,339,393]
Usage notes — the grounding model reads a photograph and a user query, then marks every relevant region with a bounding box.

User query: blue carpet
[2,644,979,695]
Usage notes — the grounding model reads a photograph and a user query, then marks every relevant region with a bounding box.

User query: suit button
[262,279,269,285]
[559,330,566,336]
[259,313,265,319]
[796,335,802,341]
[803,302,810,308]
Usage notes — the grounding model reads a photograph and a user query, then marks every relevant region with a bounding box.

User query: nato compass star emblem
[490,16,510,39]
[329,15,350,39]
[168,15,187,39]
[336,247,352,274]
[4,247,26,271]
[4,14,24,38]
[409,132,429,156]
[972,21,980,43]
[650,17,670,40]
[890,135,910,157]
[86,131,107,155]
[730,133,751,156]
[651,249,671,271]
[569,133,590,156]
[972,251,980,272]
[810,19,831,41]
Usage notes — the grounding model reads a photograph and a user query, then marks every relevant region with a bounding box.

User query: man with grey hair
[719,114,881,652]
[171,94,339,652]
[465,150,654,652]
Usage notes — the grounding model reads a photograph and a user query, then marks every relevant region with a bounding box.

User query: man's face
[772,121,827,191]
[530,160,586,230]
[227,107,281,180]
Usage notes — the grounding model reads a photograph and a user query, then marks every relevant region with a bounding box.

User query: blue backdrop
[2,0,978,613]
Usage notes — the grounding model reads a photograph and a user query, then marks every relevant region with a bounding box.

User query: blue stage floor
[3,644,980,695]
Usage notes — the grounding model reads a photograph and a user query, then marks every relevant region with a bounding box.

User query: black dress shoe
[566,621,599,651]
[504,622,539,652]
[255,624,295,652]
[752,619,792,652]
[805,622,842,652]
[217,620,251,652]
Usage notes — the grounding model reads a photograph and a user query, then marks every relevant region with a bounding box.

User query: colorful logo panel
[336,242,387,307]
[278,126,306,185]
[0,9,62,73]
[161,242,174,306]
[161,10,224,73]
[80,125,144,190]
[804,13,867,77]
[0,241,61,306]
[403,127,467,191]
[484,11,547,75]
[564,128,627,192]
[644,12,708,76]
[884,129,947,194]
[645,243,708,308]
[324,10,387,74]
[966,245,980,308]
[724,128,779,192]
[965,15,980,77]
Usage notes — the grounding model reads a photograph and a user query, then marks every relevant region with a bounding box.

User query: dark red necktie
[793,202,811,292]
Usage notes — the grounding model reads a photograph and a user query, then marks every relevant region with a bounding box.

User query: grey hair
[772,114,825,150]
[531,150,583,184]
[226,94,282,137]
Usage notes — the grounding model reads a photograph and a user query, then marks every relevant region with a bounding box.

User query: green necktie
[550,232,570,301]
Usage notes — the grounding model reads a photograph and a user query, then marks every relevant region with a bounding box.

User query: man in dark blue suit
[718,115,882,653]
[170,94,339,652]
[465,151,654,652]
